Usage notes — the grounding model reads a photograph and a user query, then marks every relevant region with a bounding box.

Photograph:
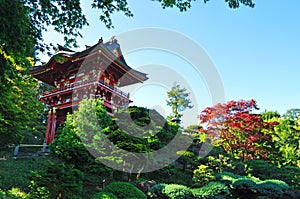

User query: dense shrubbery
[150,183,192,199]
[30,163,83,199]
[245,160,300,190]
[6,187,28,199]
[0,187,31,199]
[91,191,118,199]
[0,189,5,199]
[143,164,193,186]
[103,182,147,199]
[1,100,300,198]
[192,165,215,187]
[191,182,230,199]
[217,171,290,198]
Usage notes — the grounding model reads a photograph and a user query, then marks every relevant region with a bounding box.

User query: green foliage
[256,180,289,196]
[154,0,255,11]
[103,182,147,199]
[29,183,49,199]
[216,171,290,198]
[51,99,113,169]
[50,113,95,167]
[246,160,300,190]
[183,125,202,135]
[207,154,234,173]
[143,164,193,186]
[267,116,300,167]
[261,110,281,121]
[176,150,196,171]
[30,163,83,199]
[0,47,44,147]
[111,106,177,151]
[191,182,230,199]
[0,189,5,199]
[91,192,118,199]
[192,165,215,187]
[283,108,300,121]
[6,187,29,199]
[0,1,44,147]
[150,183,192,199]
[166,83,193,120]
[53,99,179,176]
[0,156,54,191]
[162,184,192,199]
[231,179,257,197]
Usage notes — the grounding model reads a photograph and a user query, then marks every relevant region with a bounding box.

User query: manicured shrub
[149,183,192,199]
[231,179,257,197]
[162,184,192,199]
[216,171,290,198]
[91,192,117,199]
[246,160,300,190]
[191,182,230,199]
[103,182,147,199]
[192,165,215,187]
[256,180,289,197]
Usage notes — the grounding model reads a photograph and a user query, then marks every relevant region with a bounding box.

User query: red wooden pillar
[45,108,57,145]
[45,109,52,144]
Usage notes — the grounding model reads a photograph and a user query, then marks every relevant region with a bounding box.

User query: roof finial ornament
[109,36,117,44]
[98,37,103,43]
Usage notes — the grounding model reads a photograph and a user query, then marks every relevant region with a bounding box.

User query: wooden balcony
[40,79,130,110]
[41,79,129,100]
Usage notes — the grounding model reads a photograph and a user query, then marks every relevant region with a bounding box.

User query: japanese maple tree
[199,99,277,161]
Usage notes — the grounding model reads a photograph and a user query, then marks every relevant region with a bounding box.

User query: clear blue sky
[42,0,300,126]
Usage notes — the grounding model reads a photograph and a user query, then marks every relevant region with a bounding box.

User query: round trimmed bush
[103,182,147,199]
[192,182,230,199]
[150,183,192,199]
[91,191,117,199]
[163,184,192,199]
[256,180,289,197]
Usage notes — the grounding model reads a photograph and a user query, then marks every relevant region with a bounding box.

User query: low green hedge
[217,172,289,198]
[103,182,146,199]
[191,182,230,199]
[150,183,192,199]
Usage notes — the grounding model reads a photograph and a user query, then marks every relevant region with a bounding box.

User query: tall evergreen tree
[166,83,193,120]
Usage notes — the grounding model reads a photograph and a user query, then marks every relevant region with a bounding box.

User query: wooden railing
[41,79,129,99]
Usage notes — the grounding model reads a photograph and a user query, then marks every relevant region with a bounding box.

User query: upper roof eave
[30,38,148,82]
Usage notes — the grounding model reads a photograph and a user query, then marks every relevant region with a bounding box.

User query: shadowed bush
[103,182,146,199]
[216,171,290,198]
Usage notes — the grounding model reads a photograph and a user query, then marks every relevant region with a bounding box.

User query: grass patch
[0,155,59,191]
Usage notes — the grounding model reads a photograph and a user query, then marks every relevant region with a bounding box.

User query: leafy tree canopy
[1,0,256,53]
[199,99,277,161]
[283,108,300,121]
